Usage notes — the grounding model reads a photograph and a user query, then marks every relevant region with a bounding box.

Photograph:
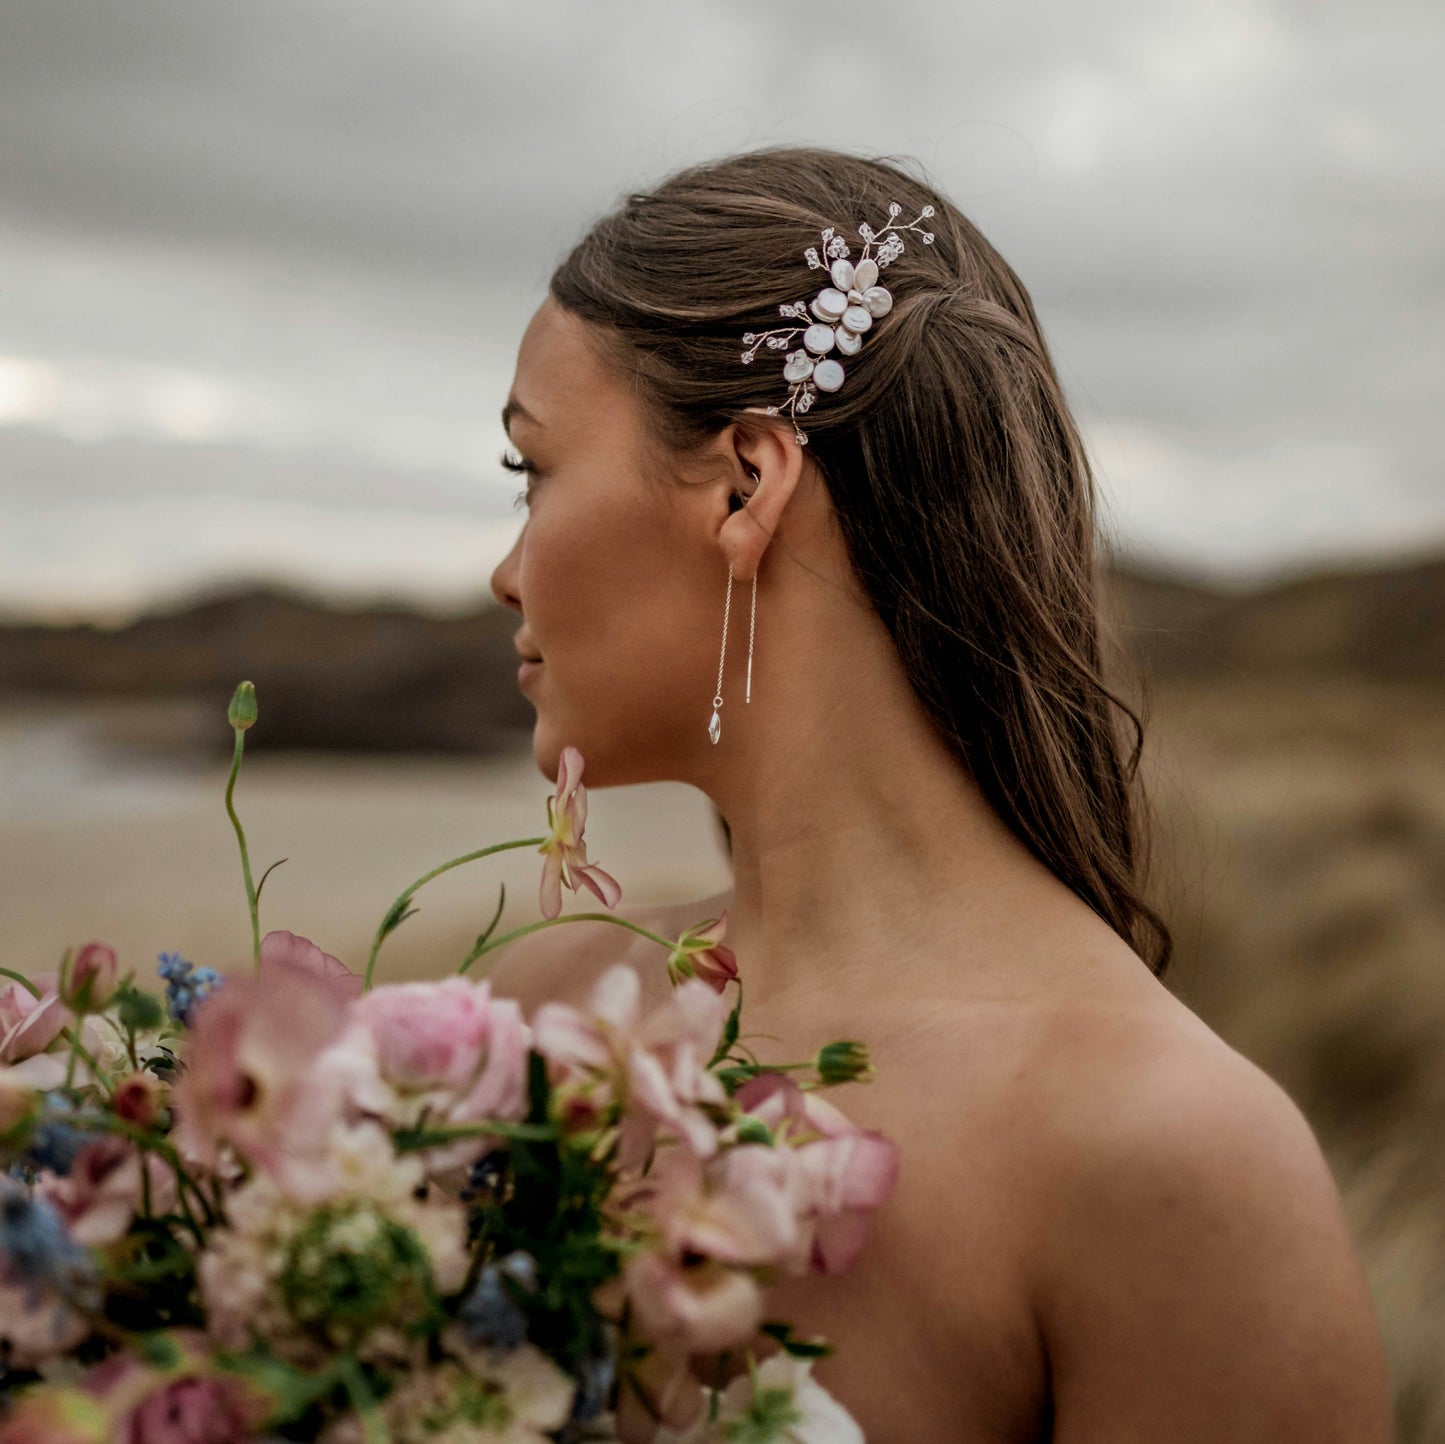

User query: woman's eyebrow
[501,398,542,436]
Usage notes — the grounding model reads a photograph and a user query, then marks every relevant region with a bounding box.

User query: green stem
[224,728,261,970]
[0,965,42,999]
[458,912,677,977]
[337,1355,389,1444]
[57,1026,110,1098]
[363,838,545,991]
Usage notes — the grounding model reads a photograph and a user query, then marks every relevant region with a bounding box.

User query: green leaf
[116,982,164,1032]
[379,901,419,938]
[760,1321,834,1359]
[708,987,744,1069]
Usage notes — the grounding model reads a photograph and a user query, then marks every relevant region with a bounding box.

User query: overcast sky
[0,0,1440,621]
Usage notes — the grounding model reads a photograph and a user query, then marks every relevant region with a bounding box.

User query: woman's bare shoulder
[1005,984,1392,1441]
[482,891,731,1017]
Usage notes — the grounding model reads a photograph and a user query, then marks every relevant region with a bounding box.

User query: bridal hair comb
[738,201,935,444]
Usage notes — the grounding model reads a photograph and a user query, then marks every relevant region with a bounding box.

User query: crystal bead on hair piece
[739,201,935,445]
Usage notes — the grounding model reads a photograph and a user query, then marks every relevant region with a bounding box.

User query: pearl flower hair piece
[739,201,935,444]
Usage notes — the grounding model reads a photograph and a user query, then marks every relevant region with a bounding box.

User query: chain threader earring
[708,564,733,745]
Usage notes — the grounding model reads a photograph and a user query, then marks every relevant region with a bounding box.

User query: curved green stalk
[0,965,42,998]
[363,838,546,991]
[224,728,261,970]
[457,912,677,977]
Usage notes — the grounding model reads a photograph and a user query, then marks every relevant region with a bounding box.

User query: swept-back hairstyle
[550,145,1172,976]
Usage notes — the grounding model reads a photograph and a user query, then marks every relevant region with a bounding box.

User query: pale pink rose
[169,960,349,1198]
[537,747,621,920]
[0,974,71,1065]
[111,1071,165,1128]
[38,1137,177,1248]
[326,977,531,1171]
[258,930,363,1005]
[533,966,729,1169]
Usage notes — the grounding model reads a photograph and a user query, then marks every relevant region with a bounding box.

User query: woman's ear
[717,418,804,582]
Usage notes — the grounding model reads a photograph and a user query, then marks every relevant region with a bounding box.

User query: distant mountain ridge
[1,555,1440,752]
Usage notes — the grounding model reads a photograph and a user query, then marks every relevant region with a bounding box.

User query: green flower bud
[227,680,258,731]
[816,1040,874,1085]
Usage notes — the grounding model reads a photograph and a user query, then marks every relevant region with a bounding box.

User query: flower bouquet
[0,684,897,1443]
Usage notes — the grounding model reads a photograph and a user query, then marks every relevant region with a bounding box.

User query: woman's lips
[517,659,543,688]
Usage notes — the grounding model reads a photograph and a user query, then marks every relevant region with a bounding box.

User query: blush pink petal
[810,1209,872,1275]
[259,930,363,1004]
[796,1131,899,1214]
[571,860,622,910]
[538,849,566,921]
[0,977,71,1065]
[624,1251,763,1354]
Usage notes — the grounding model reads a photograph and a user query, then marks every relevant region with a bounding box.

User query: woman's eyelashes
[500,448,536,510]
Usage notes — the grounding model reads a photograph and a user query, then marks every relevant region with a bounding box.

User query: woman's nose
[490,527,524,612]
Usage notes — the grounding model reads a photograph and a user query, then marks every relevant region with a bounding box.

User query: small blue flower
[25,1094,88,1177]
[458,1250,536,1353]
[0,1182,97,1308]
[156,952,223,1027]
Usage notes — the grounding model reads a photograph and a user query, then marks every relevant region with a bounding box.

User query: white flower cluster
[740,201,936,445]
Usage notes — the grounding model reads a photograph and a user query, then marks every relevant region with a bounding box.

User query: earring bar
[745,571,756,704]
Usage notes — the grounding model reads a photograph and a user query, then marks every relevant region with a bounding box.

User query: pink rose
[58,944,121,1014]
[0,974,70,1066]
[327,978,531,1172]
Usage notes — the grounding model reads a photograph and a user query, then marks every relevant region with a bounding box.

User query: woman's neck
[699,573,1079,1013]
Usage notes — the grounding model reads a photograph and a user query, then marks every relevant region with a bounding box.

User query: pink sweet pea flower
[38,1137,177,1248]
[666,913,739,995]
[532,965,729,1169]
[0,974,70,1067]
[169,959,349,1197]
[624,1248,764,1355]
[537,747,621,920]
[733,1073,899,1275]
[258,930,363,1005]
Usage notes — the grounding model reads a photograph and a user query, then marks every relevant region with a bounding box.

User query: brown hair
[550,145,1173,976]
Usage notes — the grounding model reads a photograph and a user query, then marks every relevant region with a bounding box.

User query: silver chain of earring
[708,565,758,744]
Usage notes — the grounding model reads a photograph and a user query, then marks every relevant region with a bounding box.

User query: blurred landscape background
[1,0,1440,1435]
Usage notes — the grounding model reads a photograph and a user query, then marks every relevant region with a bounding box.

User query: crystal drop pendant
[708,708,721,745]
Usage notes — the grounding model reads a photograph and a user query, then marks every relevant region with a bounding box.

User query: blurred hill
[1,553,1441,752]
[0,590,533,752]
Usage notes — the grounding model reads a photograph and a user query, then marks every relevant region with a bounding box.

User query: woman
[486,147,1390,1441]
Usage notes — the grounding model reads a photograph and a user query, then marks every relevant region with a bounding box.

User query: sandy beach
[0,700,733,985]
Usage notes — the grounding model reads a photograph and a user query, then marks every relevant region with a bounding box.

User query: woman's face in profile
[490,298,724,784]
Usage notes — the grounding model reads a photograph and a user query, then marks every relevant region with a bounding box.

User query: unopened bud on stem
[228,680,258,731]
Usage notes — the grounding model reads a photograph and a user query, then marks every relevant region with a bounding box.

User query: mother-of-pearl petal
[803,323,837,356]
[783,352,815,382]
[834,327,862,356]
[853,258,879,291]
[812,358,846,392]
[842,305,873,334]
[810,288,847,322]
[863,286,893,318]
[830,259,855,291]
